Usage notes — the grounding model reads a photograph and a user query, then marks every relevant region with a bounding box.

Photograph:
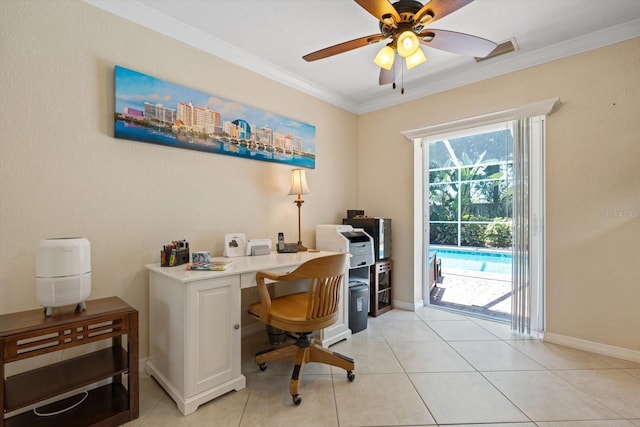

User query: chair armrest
[258,270,290,281]
[255,271,276,323]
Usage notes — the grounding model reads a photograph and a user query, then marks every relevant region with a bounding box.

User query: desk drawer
[240,268,293,289]
[240,273,257,289]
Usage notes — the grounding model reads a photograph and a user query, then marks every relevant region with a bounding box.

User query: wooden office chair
[247,253,355,405]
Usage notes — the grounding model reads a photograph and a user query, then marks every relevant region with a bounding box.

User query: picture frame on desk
[223,233,246,258]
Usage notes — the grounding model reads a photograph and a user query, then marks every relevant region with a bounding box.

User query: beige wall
[1,0,638,358]
[0,0,357,358]
[358,37,640,352]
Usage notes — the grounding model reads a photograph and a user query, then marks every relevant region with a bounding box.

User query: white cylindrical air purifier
[36,237,91,316]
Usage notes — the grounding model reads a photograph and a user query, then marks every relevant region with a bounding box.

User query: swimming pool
[432,247,512,275]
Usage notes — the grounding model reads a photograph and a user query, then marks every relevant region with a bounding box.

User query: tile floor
[126,307,640,427]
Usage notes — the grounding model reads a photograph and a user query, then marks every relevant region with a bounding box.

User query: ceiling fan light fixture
[397,30,419,58]
[405,48,426,69]
[374,45,395,70]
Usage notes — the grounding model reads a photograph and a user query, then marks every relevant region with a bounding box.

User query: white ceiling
[87,0,640,114]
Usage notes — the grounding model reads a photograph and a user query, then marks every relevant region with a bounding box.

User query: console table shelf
[0,297,138,427]
[4,384,129,427]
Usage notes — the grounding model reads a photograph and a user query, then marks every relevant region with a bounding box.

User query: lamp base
[297,242,308,252]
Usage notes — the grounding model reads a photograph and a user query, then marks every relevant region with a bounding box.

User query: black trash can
[349,283,369,333]
[265,325,287,345]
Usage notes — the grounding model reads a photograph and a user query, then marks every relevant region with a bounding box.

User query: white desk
[145,251,351,415]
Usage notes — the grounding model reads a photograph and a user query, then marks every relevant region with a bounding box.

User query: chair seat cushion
[248,292,308,320]
[248,292,337,332]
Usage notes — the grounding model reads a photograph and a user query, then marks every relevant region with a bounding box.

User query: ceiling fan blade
[354,0,401,24]
[414,0,474,26]
[379,65,399,85]
[303,34,386,62]
[419,29,497,57]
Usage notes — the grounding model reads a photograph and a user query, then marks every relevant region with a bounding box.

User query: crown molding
[358,19,640,114]
[84,1,638,116]
[84,0,360,113]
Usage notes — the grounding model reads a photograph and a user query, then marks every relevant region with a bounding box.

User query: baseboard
[544,332,640,363]
[139,357,149,377]
[392,299,423,311]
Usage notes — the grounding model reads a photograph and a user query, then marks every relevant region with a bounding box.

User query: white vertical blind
[511,118,532,334]
[511,116,546,335]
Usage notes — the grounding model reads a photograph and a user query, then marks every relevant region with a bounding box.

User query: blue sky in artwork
[114,66,316,152]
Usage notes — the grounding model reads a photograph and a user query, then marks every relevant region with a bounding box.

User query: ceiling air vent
[475,38,518,62]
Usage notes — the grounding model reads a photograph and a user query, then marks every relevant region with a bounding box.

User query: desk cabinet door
[186,276,241,397]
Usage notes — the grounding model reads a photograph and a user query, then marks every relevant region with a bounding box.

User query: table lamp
[288,168,310,251]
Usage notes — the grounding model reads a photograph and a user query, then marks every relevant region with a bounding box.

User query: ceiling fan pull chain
[401,64,405,95]
[393,60,397,90]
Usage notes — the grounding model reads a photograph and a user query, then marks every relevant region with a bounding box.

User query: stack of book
[186,260,233,271]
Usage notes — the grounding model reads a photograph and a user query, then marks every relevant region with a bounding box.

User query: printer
[316,225,374,270]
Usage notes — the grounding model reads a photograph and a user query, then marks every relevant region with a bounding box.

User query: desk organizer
[161,240,190,267]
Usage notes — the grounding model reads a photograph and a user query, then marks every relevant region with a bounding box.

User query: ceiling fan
[303,0,497,91]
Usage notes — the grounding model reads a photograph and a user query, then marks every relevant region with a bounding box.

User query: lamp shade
[397,31,420,58]
[374,45,395,70]
[405,48,426,69]
[288,168,310,196]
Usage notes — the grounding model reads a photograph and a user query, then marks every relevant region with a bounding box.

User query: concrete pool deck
[429,267,512,322]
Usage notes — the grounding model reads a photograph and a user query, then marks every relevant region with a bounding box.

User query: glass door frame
[403,98,560,334]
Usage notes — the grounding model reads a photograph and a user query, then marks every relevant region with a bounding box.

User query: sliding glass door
[419,116,546,334]
[406,99,558,335]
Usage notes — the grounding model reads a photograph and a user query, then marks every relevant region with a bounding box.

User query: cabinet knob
[234,324,240,330]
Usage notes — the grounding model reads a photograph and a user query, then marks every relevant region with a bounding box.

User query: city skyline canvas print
[114,66,316,168]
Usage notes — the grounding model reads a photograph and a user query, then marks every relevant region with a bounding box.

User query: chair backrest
[299,253,349,321]
[270,253,349,321]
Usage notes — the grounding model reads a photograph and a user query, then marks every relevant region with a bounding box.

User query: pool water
[433,247,512,275]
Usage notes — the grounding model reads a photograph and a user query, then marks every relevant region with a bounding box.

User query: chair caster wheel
[347,370,355,382]
[258,363,268,371]
[292,394,302,405]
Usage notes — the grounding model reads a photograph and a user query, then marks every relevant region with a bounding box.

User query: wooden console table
[0,297,138,427]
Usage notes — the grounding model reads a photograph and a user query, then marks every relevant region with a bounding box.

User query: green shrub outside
[431,216,512,248]
[485,218,512,247]
[460,223,486,246]
[430,223,458,245]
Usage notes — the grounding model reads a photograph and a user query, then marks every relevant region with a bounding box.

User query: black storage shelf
[370,260,392,317]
